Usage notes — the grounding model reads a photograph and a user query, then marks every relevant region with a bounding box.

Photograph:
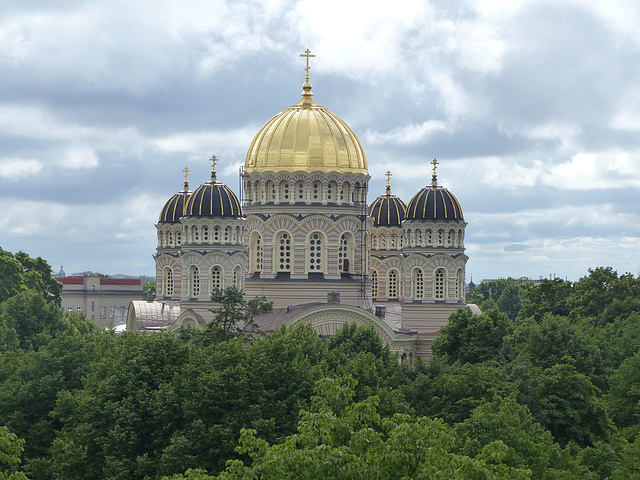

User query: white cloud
[365,120,450,146]
[0,158,43,180]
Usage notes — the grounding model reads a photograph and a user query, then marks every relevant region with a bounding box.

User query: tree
[0,426,29,480]
[518,278,572,321]
[467,278,532,321]
[432,307,513,364]
[454,395,588,479]
[606,350,640,430]
[168,376,532,479]
[207,288,273,341]
[326,323,389,361]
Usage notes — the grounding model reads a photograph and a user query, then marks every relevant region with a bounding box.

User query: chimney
[327,292,341,304]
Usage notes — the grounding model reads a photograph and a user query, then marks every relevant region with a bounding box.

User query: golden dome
[244,80,368,174]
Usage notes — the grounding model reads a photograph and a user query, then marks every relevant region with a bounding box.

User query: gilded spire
[385,170,392,194]
[431,158,439,186]
[299,49,315,103]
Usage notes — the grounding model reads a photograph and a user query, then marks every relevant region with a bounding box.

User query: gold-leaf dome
[244,77,368,174]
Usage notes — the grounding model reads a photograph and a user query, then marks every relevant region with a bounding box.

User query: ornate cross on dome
[209,154,218,180]
[385,170,392,193]
[183,166,190,183]
[300,49,315,83]
[431,158,439,175]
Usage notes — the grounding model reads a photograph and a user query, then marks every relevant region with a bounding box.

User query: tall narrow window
[234,265,243,289]
[203,226,209,242]
[297,182,305,201]
[163,267,174,296]
[435,268,445,299]
[388,270,398,299]
[213,226,220,242]
[437,229,444,245]
[372,270,378,298]
[277,232,292,271]
[308,232,323,272]
[457,268,465,300]
[338,233,352,273]
[251,232,263,273]
[189,265,200,297]
[211,266,222,292]
[281,182,290,201]
[413,268,424,300]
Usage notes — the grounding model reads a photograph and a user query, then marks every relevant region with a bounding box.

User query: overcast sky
[1,0,639,282]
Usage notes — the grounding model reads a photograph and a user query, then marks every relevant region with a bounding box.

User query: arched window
[281,181,290,202]
[276,231,292,271]
[437,229,444,245]
[297,182,305,201]
[211,266,223,292]
[338,233,353,273]
[312,182,320,201]
[188,265,200,298]
[224,226,230,243]
[388,270,398,299]
[426,230,432,245]
[371,270,378,298]
[447,229,454,246]
[163,266,174,297]
[457,268,465,300]
[176,232,182,246]
[193,227,200,243]
[308,232,324,272]
[250,232,263,273]
[202,226,209,242]
[372,235,378,249]
[234,265,243,289]
[328,181,336,202]
[213,226,220,242]
[412,268,424,300]
[435,268,445,300]
[340,182,348,203]
[266,181,274,202]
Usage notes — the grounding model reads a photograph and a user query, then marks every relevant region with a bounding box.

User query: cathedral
[127,51,470,362]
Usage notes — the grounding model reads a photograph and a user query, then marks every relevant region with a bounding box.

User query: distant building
[56,276,143,327]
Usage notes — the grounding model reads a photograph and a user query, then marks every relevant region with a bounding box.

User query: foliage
[467,277,532,321]
[404,358,516,425]
[326,323,389,362]
[518,278,573,321]
[606,350,640,430]
[0,426,28,480]
[454,395,589,479]
[170,376,532,480]
[207,288,273,341]
[0,248,61,306]
[432,307,513,364]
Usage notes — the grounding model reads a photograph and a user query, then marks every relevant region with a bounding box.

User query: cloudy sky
[1,0,639,282]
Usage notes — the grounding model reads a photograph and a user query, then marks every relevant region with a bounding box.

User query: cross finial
[183,166,190,183]
[300,49,315,80]
[431,158,439,186]
[385,170,392,193]
[210,154,218,180]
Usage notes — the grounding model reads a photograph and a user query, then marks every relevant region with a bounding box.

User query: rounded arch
[307,231,326,273]
[273,230,293,273]
[412,267,424,300]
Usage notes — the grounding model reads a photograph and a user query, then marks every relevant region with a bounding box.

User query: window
[435,268,445,299]
[76,306,82,313]
[413,268,424,300]
[91,301,95,312]
[281,182,290,201]
[338,233,353,273]
[224,226,230,242]
[188,265,200,297]
[100,306,106,319]
[211,266,222,292]
[67,306,73,313]
[194,227,200,242]
[308,232,323,272]
[457,268,465,300]
[251,232,263,273]
[110,306,116,319]
[312,183,319,201]
[388,270,398,299]
[233,265,243,289]
[276,232,292,271]
[328,181,336,201]
[213,226,220,242]
[297,182,305,201]
[163,267,174,296]
[203,226,209,242]
[437,229,443,245]
[372,270,378,298]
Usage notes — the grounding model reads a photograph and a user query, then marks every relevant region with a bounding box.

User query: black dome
[369,185,407,227]
[159,182,191,223]
[406,174,463,221]
[184,174,242,218]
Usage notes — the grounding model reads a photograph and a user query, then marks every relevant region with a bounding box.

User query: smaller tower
[155,167,192,300]
[402,159,468,332]
[369,171,407,301]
